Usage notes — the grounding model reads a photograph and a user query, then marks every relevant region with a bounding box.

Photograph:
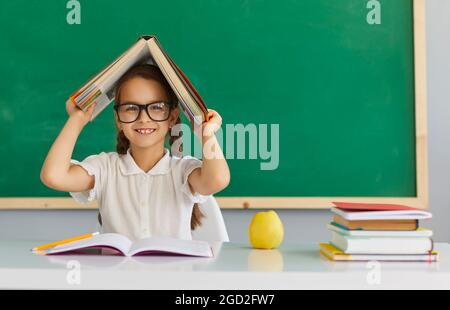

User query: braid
[191,203,205,231]
[116,129,130,155]
[169,115,205,230]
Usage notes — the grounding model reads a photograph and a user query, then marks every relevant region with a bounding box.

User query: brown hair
[112,63,204,230]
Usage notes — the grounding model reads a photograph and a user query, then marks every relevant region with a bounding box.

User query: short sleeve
[179,156,210,204]
[69,153,107,204]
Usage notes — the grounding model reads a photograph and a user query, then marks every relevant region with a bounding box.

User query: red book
[332,201,419,211]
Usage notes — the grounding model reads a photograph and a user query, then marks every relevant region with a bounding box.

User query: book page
[128,237,213,257]
[77,38,148,112]
[46,233,133,256]
[97,39,150,95]
[326,223,433,237]
[70,39,139,99]
[90,92,112,121]
[331,207,432,220]
[74,41,144,107]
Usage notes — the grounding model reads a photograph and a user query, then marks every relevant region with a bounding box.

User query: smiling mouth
[134,128,156,135]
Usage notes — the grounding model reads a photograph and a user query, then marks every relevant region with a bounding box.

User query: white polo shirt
[69,148,210,241]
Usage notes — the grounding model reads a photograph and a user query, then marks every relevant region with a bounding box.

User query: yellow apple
[248,210,284,249]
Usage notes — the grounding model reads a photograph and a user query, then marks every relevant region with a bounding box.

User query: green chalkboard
[0,0,424,207]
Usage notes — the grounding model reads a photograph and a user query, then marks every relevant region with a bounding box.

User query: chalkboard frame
[0,0,428,210]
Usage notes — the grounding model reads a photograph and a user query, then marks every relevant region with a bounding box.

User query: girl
[40,64,230,241]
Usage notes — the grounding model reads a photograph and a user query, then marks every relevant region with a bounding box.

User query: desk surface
[1,240,449,289]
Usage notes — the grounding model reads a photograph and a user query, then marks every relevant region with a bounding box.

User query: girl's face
[114,77,179,150]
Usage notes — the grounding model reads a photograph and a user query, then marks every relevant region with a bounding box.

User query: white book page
[331,207,432,220]
[331,232,432,254]
[73,38,139,97]
[97,39,150,94]
[330,253,438,262]
[90,92,111,121]
[76,42,140,105]
[128,237,213,257]
[87,40,151,121]
[327,223,433,237]
[46,233,132,256]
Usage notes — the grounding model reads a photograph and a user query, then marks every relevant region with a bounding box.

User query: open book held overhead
[66,35,209,126]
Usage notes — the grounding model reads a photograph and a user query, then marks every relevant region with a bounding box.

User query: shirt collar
[119,148,171,176]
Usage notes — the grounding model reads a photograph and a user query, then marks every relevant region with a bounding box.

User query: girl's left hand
[202,109,222,137]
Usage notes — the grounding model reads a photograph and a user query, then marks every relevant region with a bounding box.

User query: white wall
[424,0,450,243]
[0,0,448,243]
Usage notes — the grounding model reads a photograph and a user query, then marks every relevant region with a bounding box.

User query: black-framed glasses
[114,101,171,123]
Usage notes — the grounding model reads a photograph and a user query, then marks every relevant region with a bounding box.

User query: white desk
[0,240,449,289]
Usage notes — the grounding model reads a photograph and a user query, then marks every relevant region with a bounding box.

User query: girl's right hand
[66,101,97,127]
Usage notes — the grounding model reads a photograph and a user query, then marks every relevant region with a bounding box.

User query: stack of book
[320,202,438,262]
[67,35,208,126]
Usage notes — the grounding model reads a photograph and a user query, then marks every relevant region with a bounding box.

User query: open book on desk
[46,243,223,270]
[39,233,213,258]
